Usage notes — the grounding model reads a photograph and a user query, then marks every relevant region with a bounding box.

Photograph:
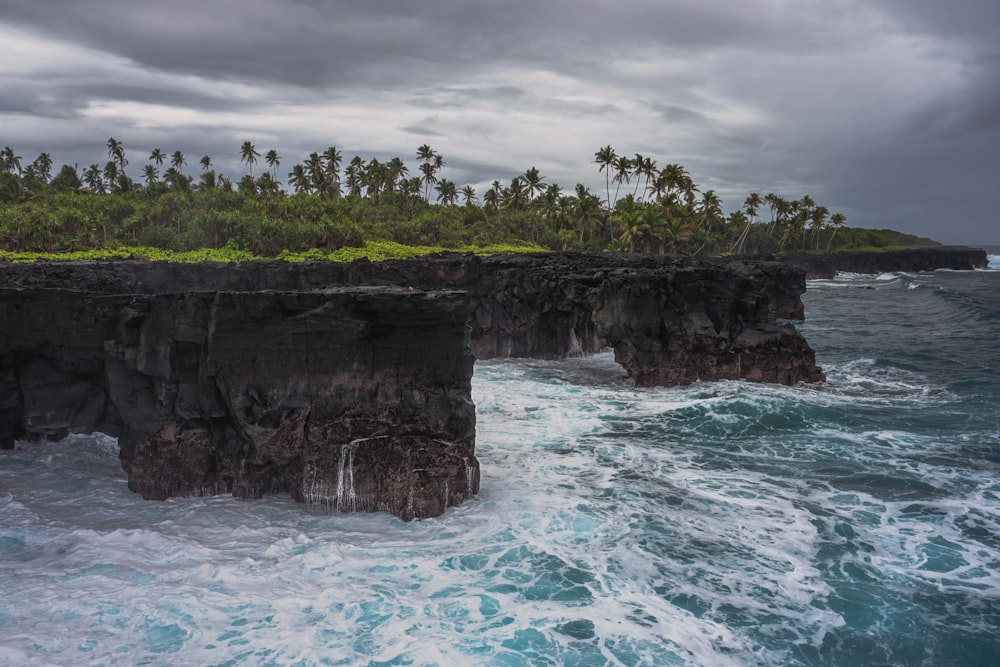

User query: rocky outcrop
[403,253,822,385]
[770,246,989,279]
[0,284,478,520]
[0,252,825,517]
[585,260,823,385]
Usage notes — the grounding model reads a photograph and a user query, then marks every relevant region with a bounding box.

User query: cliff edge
[1,253,825,518]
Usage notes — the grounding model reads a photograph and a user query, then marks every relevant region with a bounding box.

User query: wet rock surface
[1,252,832,517]
[0,284,477,520]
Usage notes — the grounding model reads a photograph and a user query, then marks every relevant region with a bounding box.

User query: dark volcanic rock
[770,246,988,279]
[1,252,828,517]
[587,261,824,385]
[0,283,478,520]
[0,252,825,388]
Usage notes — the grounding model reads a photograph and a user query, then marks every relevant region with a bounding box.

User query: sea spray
[1,268,998,665]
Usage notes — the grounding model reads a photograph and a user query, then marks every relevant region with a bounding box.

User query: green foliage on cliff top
[0,241,547,264]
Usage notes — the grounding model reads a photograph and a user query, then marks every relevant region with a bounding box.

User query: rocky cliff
[1,253,825,517]
[0,283,478,520]
[771,246,988,279]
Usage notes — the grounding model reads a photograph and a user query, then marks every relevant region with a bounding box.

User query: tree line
[0,140,934,256]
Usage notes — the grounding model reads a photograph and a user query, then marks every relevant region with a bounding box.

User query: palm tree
[611,155,632,205]
[419,161,438,202]
[534,183,563,221]
[32,153,53,182]
[237,174,258,196]
[255,172,280,196]
[435,178,458,206]
[386,157,408,192]
[345,156,364,197]
[240,141,260,177]
[657,164,688,197]
[522,166,546,200]
[826,212,846,252]
[261,149,278,174]
[503,177,529,210]
[170,150,186,173]
[321,146,342,182]
[287,164,310,194]
[149,148,165,169]
[416,144,435,163]
[808,205,829,249]
[1,147,23,174]
[400,177,422,197]
[631,154,646,198]
[743,192,762,220]
[636,156,657,202]
[594,145,617,210]
[460,185,477,206]
[660,215,694,255]
[730,193,762,254]
[416,145,443,201]
[102,161,119,187]
[364,158,387,196]
[142,164,159,184]
[83,164,105,193]
[763,192,784,235]
[370,158,392,194]
[778,199,808,250]
[305,152,325,189]
[107,137,127,171]
[697,189,723,234]
[200,155,212,171]
[614,198,646,252]
[570,184,603,245]
[483,182,502,211]
[680,176,698,206]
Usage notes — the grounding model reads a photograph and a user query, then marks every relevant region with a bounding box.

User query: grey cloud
[1,0,997,242]
[649,103,710,125]
[401,121,443,137]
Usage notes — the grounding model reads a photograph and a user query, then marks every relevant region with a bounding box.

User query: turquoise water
[2,265,999,665]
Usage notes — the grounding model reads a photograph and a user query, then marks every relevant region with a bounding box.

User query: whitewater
[2,260,999,666]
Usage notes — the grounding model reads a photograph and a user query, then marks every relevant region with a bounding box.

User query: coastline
[760,245,988,279]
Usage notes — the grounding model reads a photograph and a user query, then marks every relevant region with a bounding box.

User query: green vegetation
[0,241,546,265]
[0,141,936,260]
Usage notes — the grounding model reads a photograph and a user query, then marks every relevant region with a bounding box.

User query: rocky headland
[2,252,832,518]
[769,246,988,279]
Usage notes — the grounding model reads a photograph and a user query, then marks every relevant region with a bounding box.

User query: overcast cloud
[1,0,996,243]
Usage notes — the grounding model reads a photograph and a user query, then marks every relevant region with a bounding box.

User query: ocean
[2,259,999,666]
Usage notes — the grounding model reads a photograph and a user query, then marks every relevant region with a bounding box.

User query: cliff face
[1,252,826,517]
[0,284,478,520]
[773,246,989,279]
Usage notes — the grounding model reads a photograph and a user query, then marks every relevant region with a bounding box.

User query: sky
[1,0,997,244]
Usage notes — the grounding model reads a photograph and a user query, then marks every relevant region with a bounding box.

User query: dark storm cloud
[817,0,1000,242]
[2,0,997,242]
[0,0,850,87]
